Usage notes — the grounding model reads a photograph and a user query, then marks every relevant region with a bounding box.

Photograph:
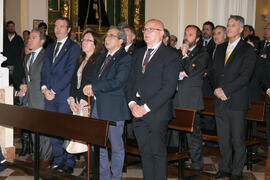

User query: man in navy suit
[83,26,132,180]
[41,17,81,174]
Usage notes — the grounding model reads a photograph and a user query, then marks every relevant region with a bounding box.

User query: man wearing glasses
[83,26,132,180]
[126,19,180,180]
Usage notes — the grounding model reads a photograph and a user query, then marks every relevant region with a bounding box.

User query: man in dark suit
[83,26,132,180]
[41,17,81,174]
[202,25,227,133]
[126,19,180,180]
[17,29,52,166]
[123,24,136,56]
[202,21,215,50]
[2,21,24,86]
[174,25,209,171]
[208,15,256,180]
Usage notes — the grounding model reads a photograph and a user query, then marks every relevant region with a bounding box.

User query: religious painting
[48,0,60,12]
[33,19,44,29]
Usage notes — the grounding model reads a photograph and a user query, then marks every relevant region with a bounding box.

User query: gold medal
[142,66,146,74]
[261,54,267,59]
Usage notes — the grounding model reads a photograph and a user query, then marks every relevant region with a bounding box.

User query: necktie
[53,42,62,60]
[262,41,270,55]
[204,40,208,46]
[98,55,112,78]
[29,52,36,72]
[142,48,154,74]
[224,44,232,65]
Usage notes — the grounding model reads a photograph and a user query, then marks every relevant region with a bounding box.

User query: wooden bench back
[265,146,270,180]
[0,103,111,147]
[168,108,197,133]
[201,96,265,122]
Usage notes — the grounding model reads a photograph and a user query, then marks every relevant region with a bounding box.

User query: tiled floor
[0,129,267,179]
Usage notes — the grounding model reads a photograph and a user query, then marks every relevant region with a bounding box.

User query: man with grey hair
[17,29,52,167]
[120,23,136,55]
[208,15,256,180]
[83,25,132,180]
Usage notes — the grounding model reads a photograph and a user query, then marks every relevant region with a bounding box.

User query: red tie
[98,55,112,78]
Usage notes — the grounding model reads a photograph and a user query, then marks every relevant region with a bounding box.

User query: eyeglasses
[264,28,270,30]
[142,27,163,33]
[104,33,118,39]
[81,39,94,43]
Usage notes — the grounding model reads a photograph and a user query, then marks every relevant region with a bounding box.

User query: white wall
[26,0,48,31]
[4,0,48,36]
[145,0,180,48]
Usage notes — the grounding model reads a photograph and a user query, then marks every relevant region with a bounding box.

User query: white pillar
[0,0,15,160]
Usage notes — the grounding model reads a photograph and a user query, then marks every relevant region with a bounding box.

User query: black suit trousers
[133,118,169,180]
[215,103,246,175]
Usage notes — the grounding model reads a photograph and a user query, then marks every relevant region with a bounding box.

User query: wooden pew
[124,108,197,179]
[0,103,113,180]
[265,146,270,180]
[200,96,265,170]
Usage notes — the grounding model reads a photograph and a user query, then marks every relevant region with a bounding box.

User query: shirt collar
[147,41,162,50]
[32,47,43,54]
[125,44,132,52]
[107,47,120,57]
[204,37,212,43]
[228,37,241,48]
[57,36,68,45]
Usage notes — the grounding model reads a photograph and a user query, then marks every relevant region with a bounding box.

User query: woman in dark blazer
[68,30,104,113]
[67,30,103,178]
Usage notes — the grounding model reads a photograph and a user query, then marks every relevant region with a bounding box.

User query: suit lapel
[224,40,244,66]
[143,44,163,75]
[53,39,71,66]
[137,47,147,74]
[32,49,45,68]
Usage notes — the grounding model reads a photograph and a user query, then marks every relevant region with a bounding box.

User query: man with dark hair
[170,35,178,48]
[41,17,81,174]
[126,19,179,179]
[22,30,30,43]
[202,21,215,50]
[174,24,209,171]
[3,20,24,86]
[83,25,132,180]
[38,22,54,49]
[163,28,170,46]
[208,15,256,179]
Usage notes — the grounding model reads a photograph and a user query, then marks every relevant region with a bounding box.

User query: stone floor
[0,129,267,179]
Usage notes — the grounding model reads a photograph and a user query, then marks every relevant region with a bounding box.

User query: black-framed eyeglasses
[104,33,118,39]
[142,27,163,33]
[264,28,270,30]
[81,39,95,43]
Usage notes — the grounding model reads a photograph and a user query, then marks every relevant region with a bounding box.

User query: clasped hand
[130,103,147,118]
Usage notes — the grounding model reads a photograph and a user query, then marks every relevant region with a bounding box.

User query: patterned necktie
[224,44,232,65]
[98,55,112,78]
[29,52,36,72]
[142,48,154,74]
[53,42,62,60]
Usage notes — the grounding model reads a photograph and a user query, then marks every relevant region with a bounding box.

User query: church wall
[4,0,48,36]
[255,0,270,39]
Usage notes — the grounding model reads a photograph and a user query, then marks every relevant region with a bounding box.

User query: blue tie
[53,42,62,59]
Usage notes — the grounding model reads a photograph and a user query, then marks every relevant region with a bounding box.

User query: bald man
[126,19,180,180]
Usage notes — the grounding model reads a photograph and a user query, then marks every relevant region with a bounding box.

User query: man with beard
[202,21,215,50]
[174,25,209,171]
